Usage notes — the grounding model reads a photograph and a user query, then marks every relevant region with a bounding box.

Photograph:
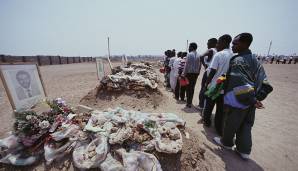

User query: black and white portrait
[0,64,46,111]
[13,70,41,100]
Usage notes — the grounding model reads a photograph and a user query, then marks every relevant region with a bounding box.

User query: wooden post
[267,41,272,56]
[49,56,53,65]
[186,40,189,52]
[67,57,69,64]
[0,55,4,63]
[107,37,113,70]
[37,56,41,66]
[58,56,61,64]
[36,64,47,97]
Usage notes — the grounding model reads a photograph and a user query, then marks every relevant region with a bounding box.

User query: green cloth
[205,82,224,100]
[225,50,273,106]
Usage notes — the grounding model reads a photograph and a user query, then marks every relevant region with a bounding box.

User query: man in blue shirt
[183,43,201,108]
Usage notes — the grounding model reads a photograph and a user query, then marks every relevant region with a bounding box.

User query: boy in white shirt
[202,34,233,136]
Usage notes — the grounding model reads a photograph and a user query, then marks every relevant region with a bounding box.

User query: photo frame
[95,58,105,80]
[0,63,47,111]
[121,56,125,67]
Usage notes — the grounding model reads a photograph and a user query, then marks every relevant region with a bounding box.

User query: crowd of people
[257,55,297,64]
[162,33,273,160]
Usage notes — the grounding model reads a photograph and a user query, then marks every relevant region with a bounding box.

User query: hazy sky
[0,0,297,56]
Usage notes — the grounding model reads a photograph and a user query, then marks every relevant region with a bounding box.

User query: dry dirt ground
[0,63,298,171]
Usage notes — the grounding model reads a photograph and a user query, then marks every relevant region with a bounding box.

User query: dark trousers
[221,106,256,154]
[203,95,224,135]
[186,73,199,105]
[175,78,186,100]
[282,60,286,64]
[199,71,208,108]
[164,72,170,88]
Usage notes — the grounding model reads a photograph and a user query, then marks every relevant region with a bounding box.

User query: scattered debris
[155,122,183,154]
[185,132,190,139]
[117,148,162,171]
[100,63,159,91]
[0,98,186,171]
[72,135,109,169]
[76,105,93,113]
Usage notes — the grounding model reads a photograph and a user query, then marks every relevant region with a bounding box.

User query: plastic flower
[56,98,66,106]
[216,75,226,84]
[39,120,50,129]
[25,115,32,120]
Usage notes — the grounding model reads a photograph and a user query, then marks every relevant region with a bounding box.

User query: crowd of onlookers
[256,55,298,64]
[161,33,273,160]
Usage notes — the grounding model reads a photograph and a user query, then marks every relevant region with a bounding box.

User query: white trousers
[170,71,177,91]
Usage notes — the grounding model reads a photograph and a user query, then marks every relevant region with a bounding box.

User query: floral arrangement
[13,98,74,146]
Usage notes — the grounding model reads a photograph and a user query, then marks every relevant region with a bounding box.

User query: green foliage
[144,120,156,129]
[13,99,73,136]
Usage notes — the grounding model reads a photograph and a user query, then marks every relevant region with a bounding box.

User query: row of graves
[0,61,189,170]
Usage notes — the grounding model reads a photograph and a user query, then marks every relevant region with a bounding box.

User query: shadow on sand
[201,119,264,171]
[181,106,199,114]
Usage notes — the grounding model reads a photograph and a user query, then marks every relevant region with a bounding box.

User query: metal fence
[0,55,95,66]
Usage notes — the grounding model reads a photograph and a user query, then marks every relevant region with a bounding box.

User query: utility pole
[267,41,272,56]
[107,37,113,70]
[108,37,110,58]
[186,40,189,52]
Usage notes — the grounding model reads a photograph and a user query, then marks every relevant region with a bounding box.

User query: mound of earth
[153,127,209,171]
[80,85,165,111]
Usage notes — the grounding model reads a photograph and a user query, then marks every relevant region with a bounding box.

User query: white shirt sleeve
[209,53,220,70]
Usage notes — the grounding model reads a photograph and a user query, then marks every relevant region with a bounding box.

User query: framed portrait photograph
[95,58,105,80]
[0,64,46,111]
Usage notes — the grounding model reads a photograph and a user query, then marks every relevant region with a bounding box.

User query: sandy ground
[0,62,298,171]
